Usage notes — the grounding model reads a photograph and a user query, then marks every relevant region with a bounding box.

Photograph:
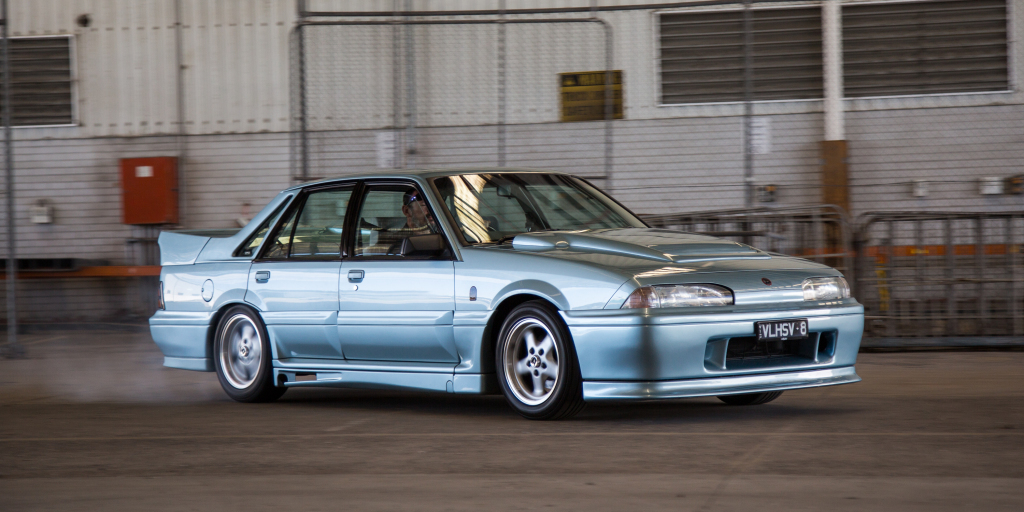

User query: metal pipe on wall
[823,0,844,141]
[1,0,21,358]
[174,0,188,223]
[497,0,506,168]
[404,0,416,168]
[742,0,753,208]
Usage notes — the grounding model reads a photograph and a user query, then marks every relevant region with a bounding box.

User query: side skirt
[272,359,495,395]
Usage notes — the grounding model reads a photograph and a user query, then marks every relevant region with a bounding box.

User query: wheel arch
[206,301,263,362]
[479,292,564,374]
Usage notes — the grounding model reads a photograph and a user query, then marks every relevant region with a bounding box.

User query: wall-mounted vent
[0,36,74,126]
[843,0,1009,97]
[659,7,823,104]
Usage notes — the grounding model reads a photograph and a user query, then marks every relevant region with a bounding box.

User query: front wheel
[496,301,585,420]
[213,306,286,403]
[717,391,783,406]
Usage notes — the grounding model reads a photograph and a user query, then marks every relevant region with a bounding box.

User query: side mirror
[400,233,448,258]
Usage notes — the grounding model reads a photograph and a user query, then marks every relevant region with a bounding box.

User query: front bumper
[583,365,859,400]
[563,302,864,382]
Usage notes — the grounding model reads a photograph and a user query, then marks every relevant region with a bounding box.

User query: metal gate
[854,211,1024,342]
[644,205,854,286]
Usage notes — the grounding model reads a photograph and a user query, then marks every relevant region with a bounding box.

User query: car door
[337,181,459,363]
[245,185,354,360]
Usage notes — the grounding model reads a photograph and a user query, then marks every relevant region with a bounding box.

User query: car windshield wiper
[494,234,519,245]
[494,228,560,245]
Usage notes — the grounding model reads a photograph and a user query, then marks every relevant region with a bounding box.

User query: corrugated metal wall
[1,0,1022,323]
[9,0,293,138]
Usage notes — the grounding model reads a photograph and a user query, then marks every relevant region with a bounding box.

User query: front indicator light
[622,284,734,308]
[802,277,850,301]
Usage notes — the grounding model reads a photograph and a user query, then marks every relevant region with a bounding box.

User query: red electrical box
[120,157,178,225]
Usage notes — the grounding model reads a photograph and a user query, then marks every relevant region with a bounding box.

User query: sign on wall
[559,71,624,123]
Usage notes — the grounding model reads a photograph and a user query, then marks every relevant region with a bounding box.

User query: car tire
[717,391,783,406]
[495,301,585,420]
[213,305,286,403]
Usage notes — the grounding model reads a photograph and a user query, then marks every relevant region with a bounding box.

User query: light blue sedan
[150,169,863,419]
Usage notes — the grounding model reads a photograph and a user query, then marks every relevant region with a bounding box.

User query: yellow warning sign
[559,70,624,123]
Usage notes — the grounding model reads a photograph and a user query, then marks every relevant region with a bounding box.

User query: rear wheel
[717,391,782,406]
[213,306,286,403]
[496,301,585,420]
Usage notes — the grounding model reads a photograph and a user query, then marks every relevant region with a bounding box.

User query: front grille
[704,331,837,372]
[725,336,801,361]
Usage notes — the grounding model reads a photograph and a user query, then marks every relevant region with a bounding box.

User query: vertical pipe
[174,0,187,222]
[392,0,401,168]
[497,0,506,167]
[742,0,753,208]
[822,0,844,141]
[1,0,19,358]
[601,19,613,192]
[297,24,308,180]
[404,0,416,168]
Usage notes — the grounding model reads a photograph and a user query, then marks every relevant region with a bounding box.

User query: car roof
[283,167,573,192]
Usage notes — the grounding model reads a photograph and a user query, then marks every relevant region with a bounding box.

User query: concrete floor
[0,330,1022,511]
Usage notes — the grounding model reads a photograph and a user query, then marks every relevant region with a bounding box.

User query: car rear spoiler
[158,232,215,266]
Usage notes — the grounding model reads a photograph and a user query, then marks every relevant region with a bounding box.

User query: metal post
[886,220,895,338]
[404,0,416,168]
[297,24,309,181]
[976,217,986,335]
[742,0,754,208]
[174,0,187,223]
[822,0,844,142]
[392,0,402,168]
[1,0,21,358]
[602,20,613,193]
[497,0,506,167]
[945,216,956,336]
[1012,215,1022,336]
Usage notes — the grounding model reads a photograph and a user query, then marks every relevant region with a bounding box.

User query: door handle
[347,270,364,282]
[255,271,270,283]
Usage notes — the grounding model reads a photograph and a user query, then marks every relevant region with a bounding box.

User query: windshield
[432,173,646,245]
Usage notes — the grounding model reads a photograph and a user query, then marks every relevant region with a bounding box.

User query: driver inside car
[402,189,439,233]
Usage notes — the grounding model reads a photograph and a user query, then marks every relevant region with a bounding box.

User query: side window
[236,199,289,257]
[354,184,440,257]
[262,187,352,260]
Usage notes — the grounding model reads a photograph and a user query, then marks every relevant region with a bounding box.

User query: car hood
[511,228,767,264]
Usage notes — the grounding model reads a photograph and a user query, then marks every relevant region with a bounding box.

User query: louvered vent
[0,36,73,126]
[843,0,1009,97]
[660,7,823,104]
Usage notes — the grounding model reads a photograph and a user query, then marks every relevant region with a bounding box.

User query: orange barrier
[0,265,161,279]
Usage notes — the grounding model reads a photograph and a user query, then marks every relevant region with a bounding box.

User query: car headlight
[621,284,734,309]
[802,277,850,301]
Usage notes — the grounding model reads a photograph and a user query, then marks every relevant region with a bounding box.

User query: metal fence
[855,211,1024,342]
[646,206,1024,345]
[644,205,855,286]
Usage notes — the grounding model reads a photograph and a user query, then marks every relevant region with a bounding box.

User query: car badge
[761,278,772,286]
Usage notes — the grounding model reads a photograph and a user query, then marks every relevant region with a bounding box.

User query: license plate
[755,319,809,342]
